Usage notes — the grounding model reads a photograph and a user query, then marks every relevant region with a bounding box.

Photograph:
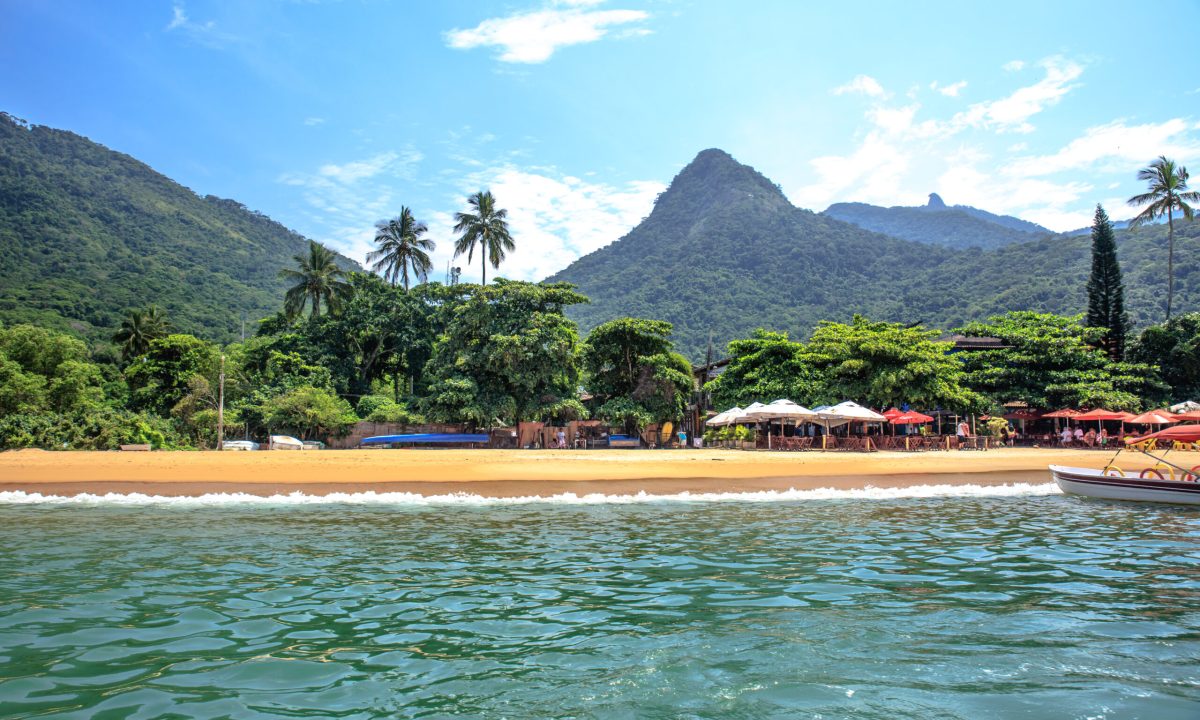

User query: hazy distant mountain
[0,113,360,342]
[823,193,1051,250]
[549,149,1198,359]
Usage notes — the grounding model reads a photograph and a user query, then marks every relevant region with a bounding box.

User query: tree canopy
[582,318,693,433]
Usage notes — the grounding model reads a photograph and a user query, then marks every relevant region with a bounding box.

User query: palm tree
[279,241,352,320]
[453,190,514,285]
[368,207,436,291]
[1128,156,1200,319]
[113,305,170,361]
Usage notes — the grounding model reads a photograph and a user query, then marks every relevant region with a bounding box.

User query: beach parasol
[891,410,934,425]
[1170,400,1200,413]
[705,406,742,427]
[1171,410,1200,422]
[746,399,817,448]
[1127,410,1176,425]
[882,407,904,420]
[1131,424,1200,444]
[1042,408,1080,418]
[1073,408,1127,421]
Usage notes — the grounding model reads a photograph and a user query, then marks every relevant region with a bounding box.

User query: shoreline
[0,447,1148,498]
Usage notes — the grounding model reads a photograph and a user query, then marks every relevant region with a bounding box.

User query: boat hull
[1050,465,1200,505]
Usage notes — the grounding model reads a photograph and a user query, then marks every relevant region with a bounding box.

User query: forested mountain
[549,149,1199,360]
[0,113,359,342]
[823,193,1051,250]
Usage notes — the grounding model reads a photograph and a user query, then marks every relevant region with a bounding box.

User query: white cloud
[1003,119,1200,178]
[167,4,187,30]
[930,80,967,97]
[431,166,665,282]
[277,149,424,264]
[1003,60,1025,72]
[782,55,1188,233]
[833,74,886,98]
[951,57,1082,134]
[445,2,650,64]
[303,117,325,127]
[164,2,239,48]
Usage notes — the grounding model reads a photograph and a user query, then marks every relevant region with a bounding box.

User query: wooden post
[217,354,225,451]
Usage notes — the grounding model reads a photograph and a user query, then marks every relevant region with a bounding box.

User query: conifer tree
[1085,204,1130,360]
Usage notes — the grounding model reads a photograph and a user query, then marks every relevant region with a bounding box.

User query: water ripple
[0,495,1198,718]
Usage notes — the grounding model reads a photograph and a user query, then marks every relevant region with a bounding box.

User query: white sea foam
[0,483,1062,506]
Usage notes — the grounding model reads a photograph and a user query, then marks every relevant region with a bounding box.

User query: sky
[3,0,1199,283]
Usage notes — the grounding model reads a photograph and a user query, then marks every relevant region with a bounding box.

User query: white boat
[269,435,304,450]
[1050,424,1200,505]
[222,440,260,451]
[1050,465,1200,505]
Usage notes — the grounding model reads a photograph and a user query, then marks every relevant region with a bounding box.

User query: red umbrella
[1128,411,1176,425]
[1043,408,1080,418]
[1132,424,1200,444]
[891,411,934,424]
[1074,408,1127,421]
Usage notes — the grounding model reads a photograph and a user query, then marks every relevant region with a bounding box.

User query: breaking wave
[0,483,1062,506]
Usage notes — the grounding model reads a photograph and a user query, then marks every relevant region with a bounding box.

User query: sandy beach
[0,446,1159,497]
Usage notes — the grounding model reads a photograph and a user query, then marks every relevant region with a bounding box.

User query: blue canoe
[362,433,491,445]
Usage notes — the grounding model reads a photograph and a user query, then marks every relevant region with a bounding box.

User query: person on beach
[1061,426,1073,446]
[957,420,970,448]
[1099,428,1109,447]
[1084,428,1096,447]
[999,424,1011,447]
[556,429,567,449]
[1074,426,1084,444]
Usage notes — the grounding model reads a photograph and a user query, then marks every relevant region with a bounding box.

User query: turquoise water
[1,492,1199,719]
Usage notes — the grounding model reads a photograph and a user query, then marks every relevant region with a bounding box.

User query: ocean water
[1,486,1199,719]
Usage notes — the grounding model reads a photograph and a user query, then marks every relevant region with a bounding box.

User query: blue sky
[3,1,1199,283]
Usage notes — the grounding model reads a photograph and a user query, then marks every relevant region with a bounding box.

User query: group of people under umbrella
[706,399,936,450]
[705,399,1200,451]
[1041,401,1200,448]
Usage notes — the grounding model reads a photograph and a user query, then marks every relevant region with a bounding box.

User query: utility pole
[217,354,225,451]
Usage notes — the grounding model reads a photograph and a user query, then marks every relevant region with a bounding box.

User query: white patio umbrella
[746,399,818,449]
[729,401,768,423]
[813,401,888,443]
[705,406,742,427]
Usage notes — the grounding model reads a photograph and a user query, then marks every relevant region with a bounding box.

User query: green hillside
[0,112,359,342]
[823,193,1050,250]
[549,149,1198,360]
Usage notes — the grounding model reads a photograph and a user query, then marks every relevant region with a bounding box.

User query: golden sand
[0,446,1158,497]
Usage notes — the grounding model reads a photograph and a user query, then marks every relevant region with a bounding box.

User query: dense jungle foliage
[0,113,359,343]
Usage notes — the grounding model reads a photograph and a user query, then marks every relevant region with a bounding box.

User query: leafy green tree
[957,311,1162,410]
[803,316,986,411]
[280,241,353,320]
[0,355,46,414]
[124,333,222,416]
[582,318,693,434]
[261,385,357,440]
[1085,205,1130,360]
[1128,156,1200,319]
[422,280,586,426]
[453,190,514,285]
[0,325,106,414]
[356,394,426,424]
[368,208,436,290]
[1126,312,1200,404]
[705,329,815,409]
[112,306,170,361]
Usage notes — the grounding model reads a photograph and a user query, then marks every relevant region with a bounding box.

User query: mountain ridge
[0,112,360,343]
[550,148,1199,359]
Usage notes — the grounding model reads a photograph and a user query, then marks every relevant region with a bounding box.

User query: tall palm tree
[453,190,514,285]
[113,305,171,360]
[279,241,353,320]
[368,207,436,290]
[1128,156,1200,319]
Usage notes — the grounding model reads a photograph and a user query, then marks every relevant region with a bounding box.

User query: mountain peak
[651,148,791,222]
[927,192,947,208]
